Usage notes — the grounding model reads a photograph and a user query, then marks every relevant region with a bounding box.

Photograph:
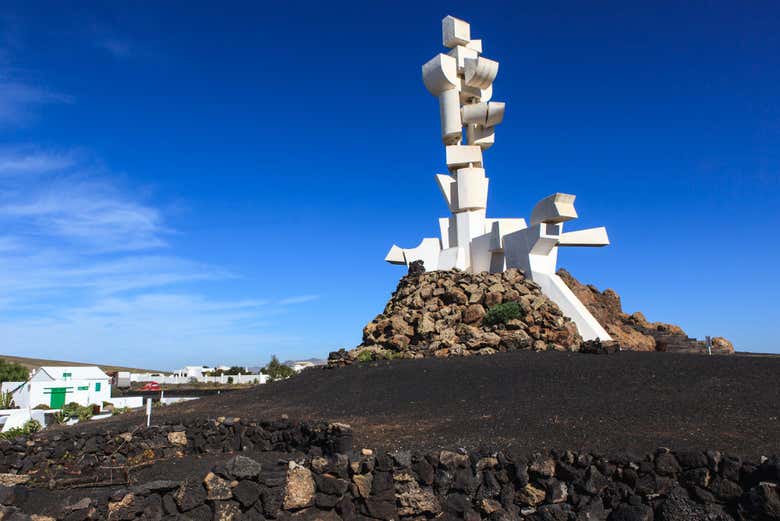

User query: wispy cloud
[0,150,166,252]
[0,80,71,126]
[0,146,307,367]
[279,295,320,305]
[0,148,75,176]
[0,293,297,369]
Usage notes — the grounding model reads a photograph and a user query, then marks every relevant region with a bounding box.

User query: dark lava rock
[224,455,263,479]
[233,479,262,507]
[608,503,654,521]
[175,479,207,512]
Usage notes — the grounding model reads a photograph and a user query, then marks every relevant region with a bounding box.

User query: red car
[140,382,161,391]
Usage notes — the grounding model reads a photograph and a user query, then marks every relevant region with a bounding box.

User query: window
[63,372,72,379]
[95,382,101,392]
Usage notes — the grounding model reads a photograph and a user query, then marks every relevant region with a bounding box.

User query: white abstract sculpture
[385,16,612,342]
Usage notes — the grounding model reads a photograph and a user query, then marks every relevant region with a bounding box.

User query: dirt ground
[93,350,780,459]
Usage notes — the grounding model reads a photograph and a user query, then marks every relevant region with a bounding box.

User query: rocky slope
[558,269,734,354]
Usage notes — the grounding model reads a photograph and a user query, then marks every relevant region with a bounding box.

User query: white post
[706,335,712,356]
[146,397,152,427]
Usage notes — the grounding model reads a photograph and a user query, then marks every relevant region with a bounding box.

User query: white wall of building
[129,372,268,385]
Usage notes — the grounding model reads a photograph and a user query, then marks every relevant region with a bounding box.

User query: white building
[9,366,111,410]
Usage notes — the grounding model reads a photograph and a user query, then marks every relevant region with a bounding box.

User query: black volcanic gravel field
[148,351,780,458]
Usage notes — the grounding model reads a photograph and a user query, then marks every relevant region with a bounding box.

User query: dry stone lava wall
[0,417,352,487]
[1,433,778,520]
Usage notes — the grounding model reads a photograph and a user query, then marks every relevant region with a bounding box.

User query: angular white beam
[435,173,456,211]
[559,227,609,247]
[385,244,405,264]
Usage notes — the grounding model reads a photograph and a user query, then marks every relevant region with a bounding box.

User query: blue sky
[1,1,778,369]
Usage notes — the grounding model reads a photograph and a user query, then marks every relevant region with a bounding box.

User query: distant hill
[283,358,326,367]
[0,354,166,375]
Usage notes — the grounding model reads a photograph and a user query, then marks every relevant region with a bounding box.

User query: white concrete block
[464,57,499,89]
[466,124,495,149]
[439,217,455,249]
[460,81,492,103]
[438,89,463,144]
[486,101,505,126]
[466,39,482,53]
[448,45,479,72]
[442,15,470,48]
[529,193,578,226]
[455,209,486,248]
[461,102,489,125]
[445,145,483,169]
[470,233,493,273]
[438,246,468,270]
[489,218,527,251]
[422,54,459,96]
[455,167,488,211]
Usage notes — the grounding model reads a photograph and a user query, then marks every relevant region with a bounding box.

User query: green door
[49,387,67,409]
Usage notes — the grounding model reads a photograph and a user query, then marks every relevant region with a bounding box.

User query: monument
[385,16,611,341]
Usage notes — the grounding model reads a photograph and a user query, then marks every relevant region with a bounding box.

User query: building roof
[0,381,25,394]
[37,366,110,381]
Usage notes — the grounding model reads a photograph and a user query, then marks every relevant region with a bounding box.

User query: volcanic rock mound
[558,269,734,354]
[329,266,582,366]
[330,265,734,366]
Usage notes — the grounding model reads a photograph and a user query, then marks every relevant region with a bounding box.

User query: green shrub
[23,419,41,433]
[356,350,374,363]
[483,301,522,326]
[61,402,94,422]
[0,428,25,440]
[0,418,42,440]
[33,404,50,410]
[261,355,295,381]
[77,406,93,421]
[0,391,13,409]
